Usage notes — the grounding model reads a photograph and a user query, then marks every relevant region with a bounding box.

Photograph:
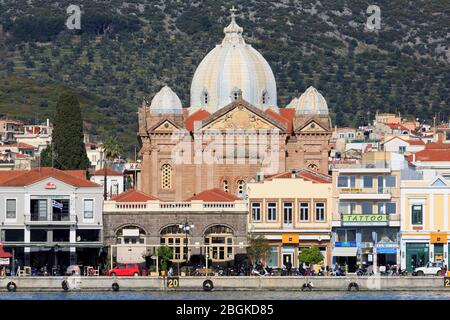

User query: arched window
[223,180,229,193]
[160,225,190,261]
[262,90,269,105]
[161,164,172,189]
[204,225,234,262]
[237,180,245,196]
[308,163,319,171]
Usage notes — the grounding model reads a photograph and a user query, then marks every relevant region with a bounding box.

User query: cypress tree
[45,91,90,170]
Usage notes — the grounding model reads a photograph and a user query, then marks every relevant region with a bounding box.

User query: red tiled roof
[186,188,240,202]
[0,167,99,187]
[93,168,123,176]
[409,150,450,162]
[265,168,331,183]
[185,109,211,132]
[111,189,159,202]
[265,108,290,132]
[17,142,37,150]
[386,123,410,131]
[383,136,425,146]
[65,170,87,180]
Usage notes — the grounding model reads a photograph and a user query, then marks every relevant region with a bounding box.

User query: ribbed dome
[287,86,329,115]
[149,86,182,114]
[190,10,277,115]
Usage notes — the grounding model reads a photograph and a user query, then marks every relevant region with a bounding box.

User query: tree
[102,135,123,162]
[46,91,90,170]
[298,247,324,267]
[157,245,173,272]
[246,234,271,267]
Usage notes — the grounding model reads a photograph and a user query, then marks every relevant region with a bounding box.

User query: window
[30,229,47,242]
[231,89,240,101]
[2,229,24,242]
[202,91,208,105]
[160,225,189,261]
[83,199,94,219]
[361,176,373,188]
[237,180,245,196]
[338,202,356,214]
[223,180,229,193]
[361,202,373,214]
[30,199,47,221]
[51,199,69,221]
[161,164,172,189]
[336,229,356,242]
[53,229,70,242]
[337,176,355,188]
[251,203,261,221]
[6,199,16,220]
[267,202,277,221]
[399,146,406,153]
[411,205,423,225]
[385,176,396,187]
[299,202,309,221]
[283,202,293,225]
[204,225,234,261]
[378,202,396,214]
[315,203,325,221]
[262,91,269,105]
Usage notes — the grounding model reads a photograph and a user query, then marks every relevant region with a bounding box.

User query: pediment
[201,100,286,131]
[298,119,327,133]
[431,176,448,187]
[149,119,181,133]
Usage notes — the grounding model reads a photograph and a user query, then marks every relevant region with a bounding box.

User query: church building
[138,9,332,201]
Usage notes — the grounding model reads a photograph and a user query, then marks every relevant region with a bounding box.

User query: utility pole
[103,158,108,200]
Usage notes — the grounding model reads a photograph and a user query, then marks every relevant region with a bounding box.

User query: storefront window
[160,225,189,261]
[336,229,356,242]
[266,247,278,267]
[204,225,234,262]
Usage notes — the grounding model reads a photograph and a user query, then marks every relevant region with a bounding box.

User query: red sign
[45,182,56,189]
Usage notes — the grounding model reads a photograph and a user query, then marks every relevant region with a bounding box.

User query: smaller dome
[290,86,329,115]
[150,86,182,114]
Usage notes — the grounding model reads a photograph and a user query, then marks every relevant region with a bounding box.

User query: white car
[414,261,444,276]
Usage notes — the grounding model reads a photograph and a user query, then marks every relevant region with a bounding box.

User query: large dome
[287,86,329,115]
[149,86,182,114]
[190,10,277,114]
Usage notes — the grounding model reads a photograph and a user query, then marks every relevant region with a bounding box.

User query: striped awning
[332,247,358,257]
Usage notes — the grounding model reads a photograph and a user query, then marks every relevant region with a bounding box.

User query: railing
[331,161,392,170]
[25,214,77,224]
[103,200,247,213]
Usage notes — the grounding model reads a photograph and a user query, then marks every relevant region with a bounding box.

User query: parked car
[66,265,81,276]
[414,261,444,276]
[108,263,141,277]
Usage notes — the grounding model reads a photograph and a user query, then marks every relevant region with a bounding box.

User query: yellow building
[401,176,450,272]
[247,168,332,269]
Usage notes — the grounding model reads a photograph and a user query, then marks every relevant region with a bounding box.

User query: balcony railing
[25,214,77,225]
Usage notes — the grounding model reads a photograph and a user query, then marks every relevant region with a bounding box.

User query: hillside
[0,0,449,155]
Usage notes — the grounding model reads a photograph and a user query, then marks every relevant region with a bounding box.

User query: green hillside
[0,0,449,155]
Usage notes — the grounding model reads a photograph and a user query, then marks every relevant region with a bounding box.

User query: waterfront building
[400,175,450,272]
[103,189,247,265]
[331,152,402,272]
[138,9,332,201]
[90,168,124,199]
[0,168,103,271]
[247,168,332,269]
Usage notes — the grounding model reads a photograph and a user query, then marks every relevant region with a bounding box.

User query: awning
[332,247,358,257]
[0,244,12,258]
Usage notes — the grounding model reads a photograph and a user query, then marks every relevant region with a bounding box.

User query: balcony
[338,187,393,200]
[331,161,392,173]
[25,213,77,226]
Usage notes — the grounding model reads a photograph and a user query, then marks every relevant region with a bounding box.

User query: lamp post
[54,244,60,276]
[178,219,194,268]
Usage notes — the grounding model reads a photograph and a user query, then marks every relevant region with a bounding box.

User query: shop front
[402,233,449,272]
[405,243,429,272]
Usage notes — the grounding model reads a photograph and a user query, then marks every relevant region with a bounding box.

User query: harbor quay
[0,276,448,292]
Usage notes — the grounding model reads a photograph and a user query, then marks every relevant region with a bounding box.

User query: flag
[52,200,63,210]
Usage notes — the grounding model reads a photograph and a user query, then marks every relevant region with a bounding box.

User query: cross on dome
[223,6,244,44]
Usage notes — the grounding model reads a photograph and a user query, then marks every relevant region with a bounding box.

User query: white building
[0,168,104,271]
[90,168,124,199]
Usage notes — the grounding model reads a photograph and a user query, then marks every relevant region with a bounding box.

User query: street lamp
[178,219,194,266]
[54,244,60,276]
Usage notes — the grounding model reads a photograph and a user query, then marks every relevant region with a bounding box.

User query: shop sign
[0,258,9,265]
[282,233,299,244]
[376,243,398,248]
[335,241,357,247]
[431,232,447,244]
[376,247,397,254]
[342,214,388,226]
[341,188,363,193]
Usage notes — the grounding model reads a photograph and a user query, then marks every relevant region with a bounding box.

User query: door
[283,203,293,228]
[282,253,293,268]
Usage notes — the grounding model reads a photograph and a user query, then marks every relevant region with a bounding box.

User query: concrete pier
[0,276,447,292]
